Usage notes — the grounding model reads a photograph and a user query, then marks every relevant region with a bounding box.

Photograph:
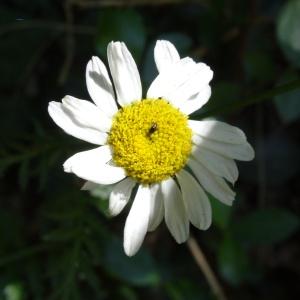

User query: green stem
[0,244,49,267]
[187,236,227,300]
[0,20,95,36]
[194,79,300,119]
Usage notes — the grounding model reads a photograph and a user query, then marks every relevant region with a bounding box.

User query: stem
[73,0,208,8]
[0,244,49,267]
[187,236,227,300]
[0,20,95,36]
[59,0,75,84]
[194,79,300,119]
[256,104,266,207]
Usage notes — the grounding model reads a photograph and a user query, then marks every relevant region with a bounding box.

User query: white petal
[148,184,164,232]
[123,184,151,256]
[107,41,142,107]
[192,146,239,183]
[192,134,255,161]
[177,85,211,115]
[63,145,126,185]
[48,101,107,145]
[154,40,180,73]
[109,177,136,216]
[147,57,194,98]
[81,181,99,190]
[188,158,235,206]
[176,169,212,230]
[147,58,213,107]
[86,56,118,117]
[161,178,189,243]
[81,181,113,199]
[188,120,247,144]
[62,95,112,132]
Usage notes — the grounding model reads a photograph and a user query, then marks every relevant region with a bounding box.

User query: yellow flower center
[108,99,192,184]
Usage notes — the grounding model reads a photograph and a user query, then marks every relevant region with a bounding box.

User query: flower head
[48,40,254,256]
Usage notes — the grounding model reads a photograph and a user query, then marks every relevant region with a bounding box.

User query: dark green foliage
[96,9,146,61]
[1,0,300,299]
[218,233,254,286]
[232,208,299,246]
[274,70,300,123]
[277,0,300,68]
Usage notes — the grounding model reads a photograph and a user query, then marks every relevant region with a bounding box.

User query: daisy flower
[48,40,254,256]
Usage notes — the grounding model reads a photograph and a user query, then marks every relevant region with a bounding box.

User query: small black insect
[148,122,158,135]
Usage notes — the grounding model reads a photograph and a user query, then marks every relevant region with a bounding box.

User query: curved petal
[147,57,193,99]
[86,56,118,117]
[123,184,152,256]
[48,101,107,145]
[188,120,247,144]
[147,58,213,107]
[176,169,212,230]
[191,146,239,184]
[148,184,164,232]
[107,41,142,107]
[81,181,99,190]
[109,177,136,216]
[161,178,189,243]
[177,85,211,115]
[192,134,255,161]
[154,40,180,73]
[63,145,126,185]
[188,158,235,205]
[62,95,112,132]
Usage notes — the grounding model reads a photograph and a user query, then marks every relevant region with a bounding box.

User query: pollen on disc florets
[108,98,192,184]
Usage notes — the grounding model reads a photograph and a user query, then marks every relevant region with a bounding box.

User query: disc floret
[108,98,192,184]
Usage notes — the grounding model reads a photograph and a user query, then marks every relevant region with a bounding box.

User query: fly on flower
[48,40,254,256]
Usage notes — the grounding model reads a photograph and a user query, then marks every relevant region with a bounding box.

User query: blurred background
[0,0,300,299]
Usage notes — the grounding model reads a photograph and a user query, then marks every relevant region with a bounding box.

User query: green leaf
[83,238,103,265]
[244,51,275,83]
[42,228,81,242]
[274,70,300,123]
[241,132,300,185]
[209,195,232,230]
[18,159,30,190]
[217,234,254,286]
[0,28,54,89]
[79,257,106,299]
[26,262,44,300]
[88,184,112,217]
[117,286,138,300]
[165,280,210,300]
[0,210,24,253]
[102,236,160,286]
[277,0,300,68]
[51,241,81,300]
[157,32,192,54]
[232,208,300,246]
[3,282,25,300]
[95,9,146,61]
[198,81,241,117]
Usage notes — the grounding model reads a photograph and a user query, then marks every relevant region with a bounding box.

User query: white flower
[48,40,254,256]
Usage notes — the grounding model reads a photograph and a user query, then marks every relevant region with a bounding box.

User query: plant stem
[59,0,76,85]
[194,79,300,119]
[0,244,49,267]
[0,20,95,36]
[73,0,208,8]
[187,236,227,300]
